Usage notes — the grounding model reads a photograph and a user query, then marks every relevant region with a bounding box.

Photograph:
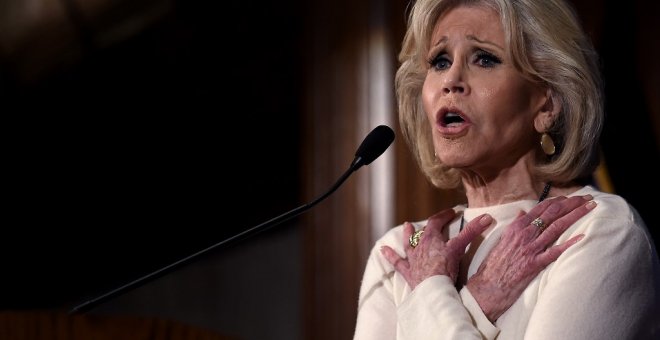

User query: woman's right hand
[465,194,596,321]
[380,208,494,289]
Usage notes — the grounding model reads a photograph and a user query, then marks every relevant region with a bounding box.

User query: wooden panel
[299,0,374,338]
[0,311,230,340]
[299,1,465,339]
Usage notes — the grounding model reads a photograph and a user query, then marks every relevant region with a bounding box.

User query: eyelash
[428,50,502,70]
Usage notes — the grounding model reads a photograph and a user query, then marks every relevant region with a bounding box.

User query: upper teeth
[446,112,460,118]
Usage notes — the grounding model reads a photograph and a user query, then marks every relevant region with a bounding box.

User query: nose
[442,64,467,95]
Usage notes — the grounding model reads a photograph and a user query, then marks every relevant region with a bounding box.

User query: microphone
[69,125,395,314]
[352,125,396,169]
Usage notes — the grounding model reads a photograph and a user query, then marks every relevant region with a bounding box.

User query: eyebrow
[431,35,503,51]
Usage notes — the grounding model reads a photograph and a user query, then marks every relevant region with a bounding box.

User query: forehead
[430,5,504,47]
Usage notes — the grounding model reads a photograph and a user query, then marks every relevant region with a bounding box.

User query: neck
[463,179,549,207]
[460,155,544,207]
[459,154,585,207]
[458,182,551,232]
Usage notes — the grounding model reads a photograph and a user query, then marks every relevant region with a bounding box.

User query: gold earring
[540,133,556,155]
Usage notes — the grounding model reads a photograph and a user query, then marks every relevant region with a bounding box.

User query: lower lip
[435,122,470,137]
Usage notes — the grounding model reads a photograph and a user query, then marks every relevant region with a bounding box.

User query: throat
[460,182,551,231]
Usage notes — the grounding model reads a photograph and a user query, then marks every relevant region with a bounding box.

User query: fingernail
[585,200,597,210]
[479,214,492,226]
[582,194,593,200]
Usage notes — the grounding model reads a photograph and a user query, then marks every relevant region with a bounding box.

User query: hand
[466,195,596,321]
[381,208,494,290]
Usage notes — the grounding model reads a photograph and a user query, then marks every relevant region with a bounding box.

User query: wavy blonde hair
[396,0,603,188]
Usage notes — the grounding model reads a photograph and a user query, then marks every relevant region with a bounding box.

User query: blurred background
[1,0,658,339]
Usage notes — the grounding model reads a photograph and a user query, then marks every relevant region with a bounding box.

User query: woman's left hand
[465,195,594,321]
[380,208,493,290]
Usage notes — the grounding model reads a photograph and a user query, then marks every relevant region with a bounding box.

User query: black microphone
[352,125,396,169]
[69,124,395,314]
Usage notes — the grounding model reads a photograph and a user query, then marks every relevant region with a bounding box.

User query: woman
[353,0,659,339]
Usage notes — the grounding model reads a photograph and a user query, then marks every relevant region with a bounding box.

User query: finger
[381,245,410,273]
[448,214,493,253]
[535,194,593,230]
[534,199,596,247]
[525,195,589,239]
[510,210,526,228]
[536,234,585,266]
[424,208,457,236]
[510,196,566,230]
[403,222,415,254]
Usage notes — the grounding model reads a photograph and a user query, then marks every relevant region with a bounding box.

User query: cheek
[477,86,495,103]
[481,78,536,119]
[421,75,440,121]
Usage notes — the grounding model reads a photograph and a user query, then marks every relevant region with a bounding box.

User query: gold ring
[531,217,546,231]
[409,229,424,248]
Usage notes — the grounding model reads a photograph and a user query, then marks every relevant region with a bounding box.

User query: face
[422,5,547,175]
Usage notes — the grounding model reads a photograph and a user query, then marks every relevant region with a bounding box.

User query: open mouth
[438,108,469,128]
[442,112,465,127]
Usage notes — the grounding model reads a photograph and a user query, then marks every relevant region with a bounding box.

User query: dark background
[2,0,303,310]
[0,0,658,336]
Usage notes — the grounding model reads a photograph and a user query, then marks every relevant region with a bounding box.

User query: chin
[436,154,469,168]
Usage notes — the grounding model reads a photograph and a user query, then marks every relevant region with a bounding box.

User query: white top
[353,186,660,339]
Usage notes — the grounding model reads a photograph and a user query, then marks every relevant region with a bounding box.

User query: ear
[533,88,561,133]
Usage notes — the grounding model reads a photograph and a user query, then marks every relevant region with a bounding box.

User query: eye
[429,53,451,71]
[474,50,501,68]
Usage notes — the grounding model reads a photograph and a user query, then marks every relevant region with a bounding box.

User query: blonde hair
[396,0,603,188]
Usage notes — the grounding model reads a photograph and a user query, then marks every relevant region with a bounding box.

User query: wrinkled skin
[381,194,595,321]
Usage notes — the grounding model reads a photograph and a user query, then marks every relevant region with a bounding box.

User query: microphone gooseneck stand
[69,125,395,314]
